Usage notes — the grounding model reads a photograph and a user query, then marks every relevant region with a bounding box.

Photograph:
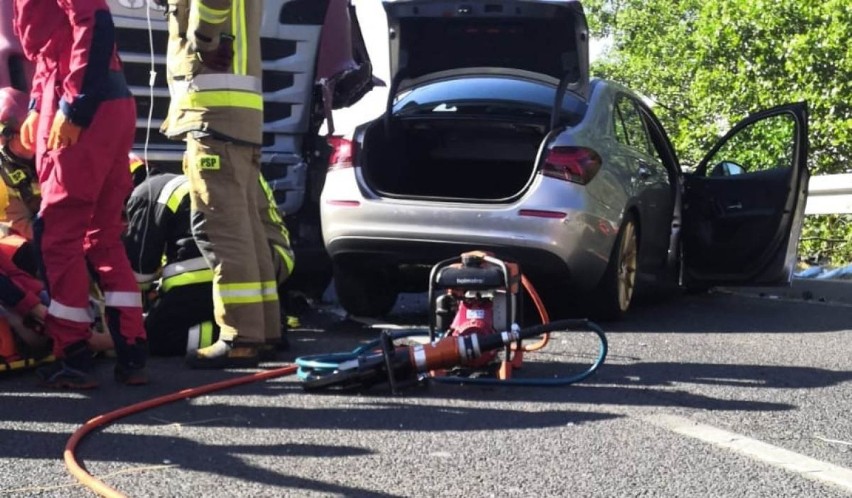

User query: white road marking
[647,414,852,493]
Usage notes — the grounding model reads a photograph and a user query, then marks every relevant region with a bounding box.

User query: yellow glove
[19,111,39,153]
[47,111,82,150]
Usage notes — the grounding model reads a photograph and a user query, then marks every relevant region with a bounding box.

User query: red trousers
[35,96,145,357]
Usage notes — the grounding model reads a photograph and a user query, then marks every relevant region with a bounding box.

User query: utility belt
[160,257,213,293]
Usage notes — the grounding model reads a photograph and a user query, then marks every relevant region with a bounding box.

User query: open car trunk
[360,117,547,200]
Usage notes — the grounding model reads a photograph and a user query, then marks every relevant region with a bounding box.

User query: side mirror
[709,160,746,177]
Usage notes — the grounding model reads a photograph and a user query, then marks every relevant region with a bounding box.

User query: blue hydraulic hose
[294,322,608,388]
[295,330,429,381]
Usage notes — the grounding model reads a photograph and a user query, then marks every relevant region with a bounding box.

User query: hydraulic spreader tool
[296,251,609,392]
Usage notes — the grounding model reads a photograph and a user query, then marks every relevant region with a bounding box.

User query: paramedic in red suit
[13,0,148,388]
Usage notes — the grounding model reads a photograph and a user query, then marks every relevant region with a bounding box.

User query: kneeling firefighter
[124,156,295,359]
[0,87,41,240]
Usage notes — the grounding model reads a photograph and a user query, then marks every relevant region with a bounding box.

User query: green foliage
[585,0,852,265]
[799,214,851,266]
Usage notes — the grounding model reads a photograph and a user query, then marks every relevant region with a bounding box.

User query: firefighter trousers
[145,283,214,356]
[183,136,280,344]
[35,97,145,357]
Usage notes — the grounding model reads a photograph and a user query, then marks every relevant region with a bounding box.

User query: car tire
[333,263,399,318]
[591,213,639,321]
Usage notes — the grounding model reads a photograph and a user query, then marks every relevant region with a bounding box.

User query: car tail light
[327,136,354,170]
[541,146,602,185]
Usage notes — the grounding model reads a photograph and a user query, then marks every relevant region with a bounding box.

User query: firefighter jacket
[0,149,40,239]
[124,172,294,294]
[124,173,208,294]
[161,0,264,145]
[13,0,132,127]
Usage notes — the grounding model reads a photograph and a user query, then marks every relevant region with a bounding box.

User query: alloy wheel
[616,220,638,312]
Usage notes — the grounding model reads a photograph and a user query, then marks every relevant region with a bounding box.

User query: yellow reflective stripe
[219,282,263,292]
[231,0,247,75]
[161,268,214,292]
[196,2,229,24]
[260,176,285,225]
[214,281,277,305]
[262,280,279,302]
[216,282,264,305]
[200,321,215,348]
[181,90,263,111]
[157,175,189,212]
[274,245,295,274]
[166,182,190,213]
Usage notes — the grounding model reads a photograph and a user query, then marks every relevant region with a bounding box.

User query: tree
[585,0,852,264]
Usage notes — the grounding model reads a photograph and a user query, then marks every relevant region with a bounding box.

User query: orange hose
[65,364,299,498]
[517,274,550,352]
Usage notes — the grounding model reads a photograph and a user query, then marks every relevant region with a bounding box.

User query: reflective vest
[161,0,264,145]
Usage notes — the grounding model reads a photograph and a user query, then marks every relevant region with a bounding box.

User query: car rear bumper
[321,172,616,291]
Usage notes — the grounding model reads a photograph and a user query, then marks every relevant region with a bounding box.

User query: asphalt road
[1,288,851,497]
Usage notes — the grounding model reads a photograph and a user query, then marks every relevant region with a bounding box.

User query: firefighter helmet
[0,87,29,143]
[129,152,147,187]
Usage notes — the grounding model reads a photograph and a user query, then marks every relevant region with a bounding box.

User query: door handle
[726,202,743,210]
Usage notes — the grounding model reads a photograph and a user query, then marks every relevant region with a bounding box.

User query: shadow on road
[0,429,401,498]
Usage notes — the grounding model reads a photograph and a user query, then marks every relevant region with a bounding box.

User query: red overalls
[13,0,145,358]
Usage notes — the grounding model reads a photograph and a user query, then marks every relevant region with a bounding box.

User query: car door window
[616,97,653,156]
[701,113,797,177]
[613,104,629,145]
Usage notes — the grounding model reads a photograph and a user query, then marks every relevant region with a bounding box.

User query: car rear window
[394,76,587,123]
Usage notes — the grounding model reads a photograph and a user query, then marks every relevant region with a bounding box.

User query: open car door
[682,102,810,287]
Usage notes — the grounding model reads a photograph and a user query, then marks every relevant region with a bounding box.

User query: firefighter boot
[185,339,260,369]
[36,341,98,389]
[259,311,290,361]
[114,340,149,386]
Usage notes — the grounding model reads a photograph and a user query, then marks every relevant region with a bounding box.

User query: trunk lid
[383,0,590,98]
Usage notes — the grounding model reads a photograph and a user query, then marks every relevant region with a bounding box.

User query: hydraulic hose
[65,274,602,495]
[296,319,608,390]
[65,365,298,498]
[431,319,607,387]
[516,274,550,352]
[296,273,607,390]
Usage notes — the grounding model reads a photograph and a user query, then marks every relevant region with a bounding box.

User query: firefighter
[0,181,113,373]
[13,0,147,388]
[124,155,295,357]
[0,87,40,240]
[161,0,282,368]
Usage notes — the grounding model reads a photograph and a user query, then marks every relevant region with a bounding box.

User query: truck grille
[116,26,302,155]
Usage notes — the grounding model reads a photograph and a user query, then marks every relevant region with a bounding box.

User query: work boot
[36,341,98,390]
[258,343,278,362]
[261,319,290,359]
[114,340,149,386]
[185,339,260,369]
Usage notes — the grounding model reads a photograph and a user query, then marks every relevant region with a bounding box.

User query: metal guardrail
[805,173,852,215]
